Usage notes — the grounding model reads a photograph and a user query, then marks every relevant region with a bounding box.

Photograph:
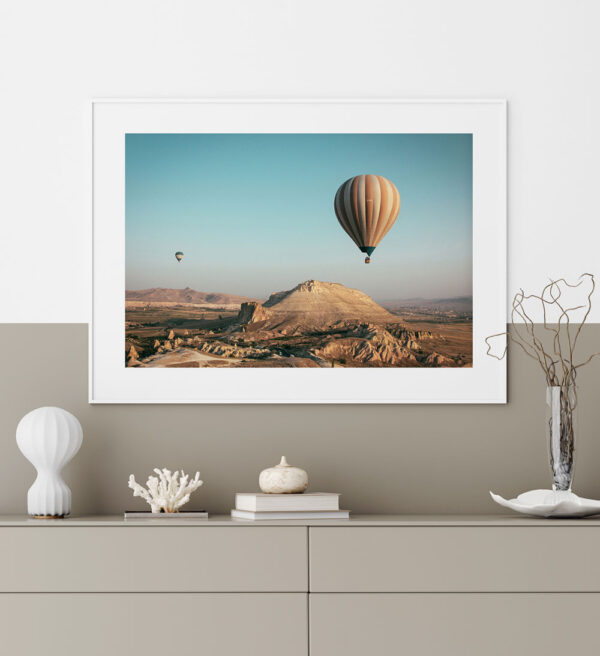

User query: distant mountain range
[380,296,473,313]
[126,287,261,307]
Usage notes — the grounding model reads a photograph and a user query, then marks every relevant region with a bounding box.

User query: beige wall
[1,323,599,515]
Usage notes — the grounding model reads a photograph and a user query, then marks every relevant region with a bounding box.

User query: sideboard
[1,515,599,655]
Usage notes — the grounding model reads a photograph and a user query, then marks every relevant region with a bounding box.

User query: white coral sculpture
[128,468,203,513]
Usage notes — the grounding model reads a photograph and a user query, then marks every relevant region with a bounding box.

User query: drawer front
[0,527,307,592]
[311,593,600,656]
[0,593,307,656]
[310,526,600,591]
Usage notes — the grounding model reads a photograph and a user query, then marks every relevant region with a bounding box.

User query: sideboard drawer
[0,593,307,656]
[310,526,600,591]
[0,527,307,592]
[310,593,600,656]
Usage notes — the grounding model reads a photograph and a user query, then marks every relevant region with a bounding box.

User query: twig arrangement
[485,273,598,490]
[485,273,598,390]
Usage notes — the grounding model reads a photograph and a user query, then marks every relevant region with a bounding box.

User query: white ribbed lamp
[16,407,83,518]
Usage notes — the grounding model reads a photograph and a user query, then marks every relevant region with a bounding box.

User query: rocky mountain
[126,287,260,307]
[258,280,394,328]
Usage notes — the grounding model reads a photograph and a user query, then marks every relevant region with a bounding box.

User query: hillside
[258,279,394,328]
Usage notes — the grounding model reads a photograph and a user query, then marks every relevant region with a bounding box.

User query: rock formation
[237,302,272,324]
[315,325,418,366]
[423,352,455,366]
[262,280,393,327]
[233,280,395,334]
[126,345,139,366]
[195,339,271,360]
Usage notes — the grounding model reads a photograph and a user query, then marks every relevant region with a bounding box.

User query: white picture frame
[91,99,506,403]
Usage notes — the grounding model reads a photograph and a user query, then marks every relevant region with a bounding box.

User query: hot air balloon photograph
[124,132,473,373]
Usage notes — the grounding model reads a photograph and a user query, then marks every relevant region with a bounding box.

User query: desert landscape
[125,280,472,368]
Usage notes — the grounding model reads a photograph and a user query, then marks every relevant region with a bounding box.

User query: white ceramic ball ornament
[16,407,83,518]
[259,456,308,494]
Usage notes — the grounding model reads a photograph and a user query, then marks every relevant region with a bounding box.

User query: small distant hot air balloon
[175,251,184,263]
[334,174,401,263]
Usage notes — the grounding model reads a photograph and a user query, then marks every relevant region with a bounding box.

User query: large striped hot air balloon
[175,251,184,263]
[334,174,401,263]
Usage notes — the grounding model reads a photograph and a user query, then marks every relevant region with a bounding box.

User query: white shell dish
[259,456,308,494]
[490,489,600,518]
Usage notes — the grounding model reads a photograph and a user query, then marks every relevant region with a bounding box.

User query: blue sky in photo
[125,133,472,300]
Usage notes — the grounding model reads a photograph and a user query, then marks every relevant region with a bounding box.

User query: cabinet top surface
[0,514,599,526]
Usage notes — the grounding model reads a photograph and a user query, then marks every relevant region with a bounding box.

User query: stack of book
[231,493,349,520]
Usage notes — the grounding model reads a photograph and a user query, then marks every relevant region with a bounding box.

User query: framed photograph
[91,99,506,403]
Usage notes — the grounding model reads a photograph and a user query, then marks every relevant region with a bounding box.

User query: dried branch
[487,275,599,491]
[485,274,599,401]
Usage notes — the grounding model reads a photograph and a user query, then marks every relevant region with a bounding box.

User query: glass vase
[546,385,576,491]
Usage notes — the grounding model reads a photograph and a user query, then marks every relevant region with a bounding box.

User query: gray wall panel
[1,323,599,515]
